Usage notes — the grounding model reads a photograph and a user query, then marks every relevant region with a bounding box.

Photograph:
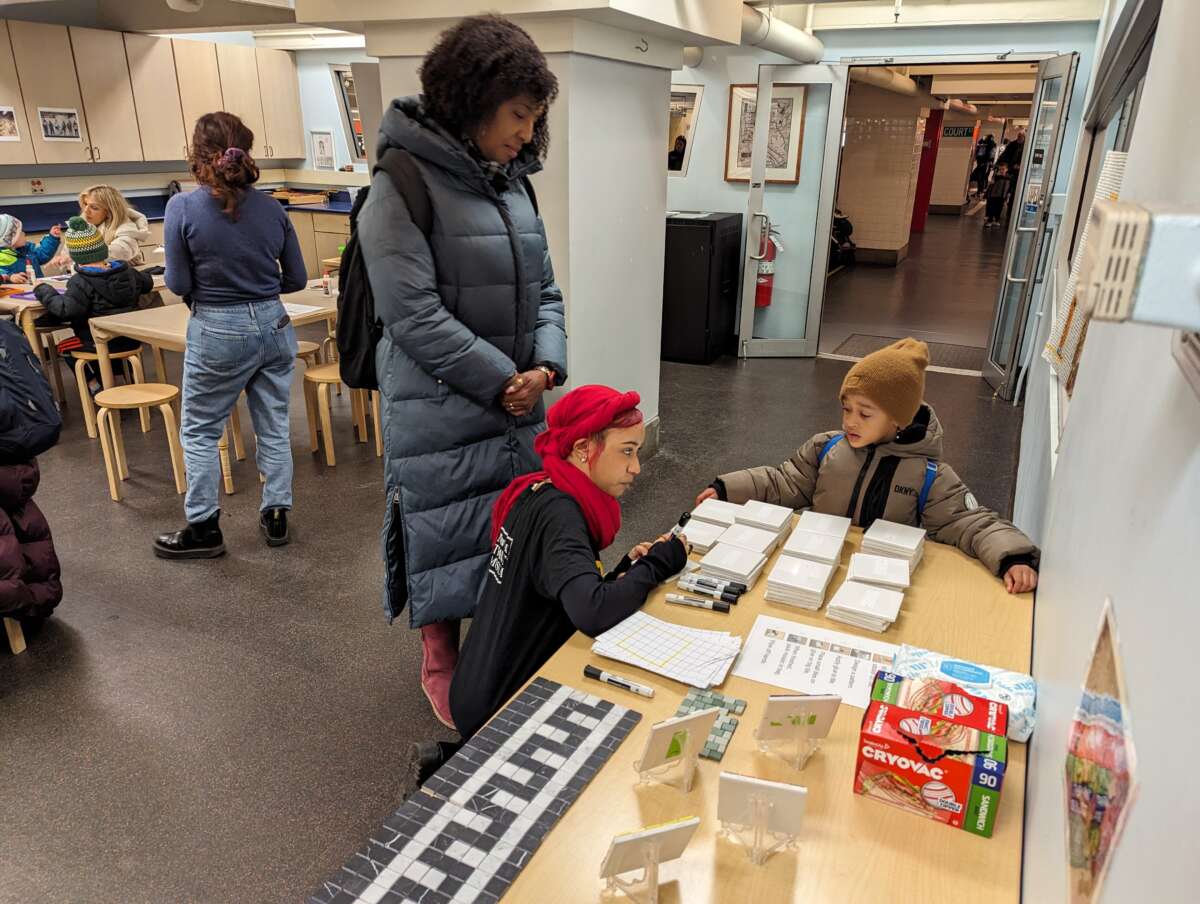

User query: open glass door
[983,53,1079,398]
[738,64,848,357]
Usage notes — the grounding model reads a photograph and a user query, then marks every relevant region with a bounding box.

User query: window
[331,65,366,161]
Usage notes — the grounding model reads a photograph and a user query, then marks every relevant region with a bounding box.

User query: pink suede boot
[419,620,460,729]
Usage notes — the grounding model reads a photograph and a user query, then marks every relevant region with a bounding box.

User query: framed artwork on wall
[311,130,335,170]
[724,84,806,184]
[667,84,704,177]
[37,107,81,142]
[0,106,20,142]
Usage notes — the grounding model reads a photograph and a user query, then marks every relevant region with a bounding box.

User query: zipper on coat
[494,196,529,377]
[845,446,876,523]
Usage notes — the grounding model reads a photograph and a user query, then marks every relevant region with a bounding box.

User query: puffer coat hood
[359,97,567,627]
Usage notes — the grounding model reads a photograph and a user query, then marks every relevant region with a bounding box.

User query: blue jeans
[181,299,298,523]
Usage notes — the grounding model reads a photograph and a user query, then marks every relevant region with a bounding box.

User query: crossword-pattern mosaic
[310,677,642,904]
[674,687,747,761]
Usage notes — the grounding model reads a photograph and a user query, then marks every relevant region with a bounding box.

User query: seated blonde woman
[79,184,152,265]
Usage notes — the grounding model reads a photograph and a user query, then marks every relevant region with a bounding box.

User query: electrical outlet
[30,179,44,194]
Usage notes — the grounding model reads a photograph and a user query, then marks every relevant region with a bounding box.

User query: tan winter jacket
[718,404,1039,576]
[104,210,151,265]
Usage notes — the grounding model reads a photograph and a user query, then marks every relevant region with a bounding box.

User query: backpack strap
[817,433,844,464]
[374,148,433,239]
[521,175,540,217]
[916,459,938,523]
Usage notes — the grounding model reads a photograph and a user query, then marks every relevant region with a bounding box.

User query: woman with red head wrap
[429,385,687,750]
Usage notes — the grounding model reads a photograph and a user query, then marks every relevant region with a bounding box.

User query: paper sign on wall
[1064,598,1138,903]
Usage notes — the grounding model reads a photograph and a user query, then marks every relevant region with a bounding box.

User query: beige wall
[835,83,926,254]
[930,113,979,209]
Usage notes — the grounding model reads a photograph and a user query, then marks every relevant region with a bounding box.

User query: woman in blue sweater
[154,112,307,559]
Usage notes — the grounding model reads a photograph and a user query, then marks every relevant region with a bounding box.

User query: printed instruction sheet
[732,615,899,709]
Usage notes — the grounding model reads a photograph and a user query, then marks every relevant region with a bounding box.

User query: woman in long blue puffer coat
[358,15,567,727]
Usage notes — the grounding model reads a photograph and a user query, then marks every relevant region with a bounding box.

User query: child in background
[0,214,62,281]
[984,164,1011,228]
[33,217,151,393]
[694,338,1039,594]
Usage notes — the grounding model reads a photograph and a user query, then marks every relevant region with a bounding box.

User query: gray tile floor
[0,331,1023,904]
[819,203,1004,355]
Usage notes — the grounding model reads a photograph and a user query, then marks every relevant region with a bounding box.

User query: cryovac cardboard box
[854,671,1009,838]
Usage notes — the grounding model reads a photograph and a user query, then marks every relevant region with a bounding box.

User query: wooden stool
[73,345,148,439]
[302,362,382,466]
[297,339,323,368]
[35,324,68,409]
[95,383,186,502]
[4,617,25,654]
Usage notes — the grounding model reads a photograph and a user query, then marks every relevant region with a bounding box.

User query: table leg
[153,345,169,384]
[219,428,235,495]
[4,616,26,654]
[92,325,118,391]
[17,309,42,363]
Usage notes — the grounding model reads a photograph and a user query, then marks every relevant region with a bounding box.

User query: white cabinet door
[0,22,36,164]
[216,43,266,156]
[69,26,143,162]
[256,48,305,159]
[172,38,223,154]
[8,20,92,164]
[124,33,187,161]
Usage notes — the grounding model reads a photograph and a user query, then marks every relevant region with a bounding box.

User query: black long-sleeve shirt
[449,482,686,739]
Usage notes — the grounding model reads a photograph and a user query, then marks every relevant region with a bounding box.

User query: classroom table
[88,280,338,391]
[503,526,1034,903]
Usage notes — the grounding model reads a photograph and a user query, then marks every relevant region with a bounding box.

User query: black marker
[677,576,740,604]
[686,574,748,595]
[584,664,655,697]
[670,511,692,536]
[666,593,731,613]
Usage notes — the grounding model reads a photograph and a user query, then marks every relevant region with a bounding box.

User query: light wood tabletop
[503,526,1033,903]
[88,281,338,389]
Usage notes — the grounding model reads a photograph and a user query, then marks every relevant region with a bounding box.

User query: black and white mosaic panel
[310,677,642,904]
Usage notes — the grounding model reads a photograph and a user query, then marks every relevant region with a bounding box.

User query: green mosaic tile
[672,686,749,762]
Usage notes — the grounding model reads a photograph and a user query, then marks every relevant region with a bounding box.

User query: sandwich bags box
[854,672,1009,838]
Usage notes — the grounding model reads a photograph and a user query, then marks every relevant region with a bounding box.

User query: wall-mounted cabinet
[8,20,93,164]
[124,33,187,162]
[257,48,306,159]
[0,22,35,165]
[216,43,267,155]
[172,38,223,156]
[69,26,144,163]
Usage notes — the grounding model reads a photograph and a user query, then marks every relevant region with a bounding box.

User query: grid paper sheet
[592,611,742,688]
[309,678,641,904]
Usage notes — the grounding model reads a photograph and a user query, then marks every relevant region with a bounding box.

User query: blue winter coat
[358,98,568,628]
[0,234,60,279]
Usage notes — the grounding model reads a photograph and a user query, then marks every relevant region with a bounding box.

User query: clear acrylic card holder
[602,842,662,904]
[634,729,698,793]
[719,794,797,866]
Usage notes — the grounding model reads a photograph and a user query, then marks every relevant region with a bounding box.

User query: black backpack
[0,319,62,464]
[336,149,539,390]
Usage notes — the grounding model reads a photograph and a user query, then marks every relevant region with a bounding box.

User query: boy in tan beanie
[696,337,1039,593]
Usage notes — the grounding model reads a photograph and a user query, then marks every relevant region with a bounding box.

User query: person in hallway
[0,215,61,281]
[695,338,1039,594]
[78,185,153,266]
[997,129,1026,219]
[153,112,307,560]
[358,14,568,728]
[33,217,153,394]
[668,135,687,171]
[984,163,1012,228]
[413,386,687,778]
[971,133,996,197]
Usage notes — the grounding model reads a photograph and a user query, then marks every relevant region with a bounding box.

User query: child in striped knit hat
[0,213,62,282]
[34,216,152,392]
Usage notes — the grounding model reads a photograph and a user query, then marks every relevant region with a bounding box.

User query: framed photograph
[311,129,335,170]
[667,84,704,177]
[0,106,20,142]
[37,107,82,142]
[724,84,806,183]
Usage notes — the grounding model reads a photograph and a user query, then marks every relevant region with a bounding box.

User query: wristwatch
[534,364,558,388]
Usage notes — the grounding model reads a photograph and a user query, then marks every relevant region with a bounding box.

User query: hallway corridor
[818,207,1008,360]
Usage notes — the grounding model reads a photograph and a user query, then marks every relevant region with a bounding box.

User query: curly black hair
[420,15,559,159]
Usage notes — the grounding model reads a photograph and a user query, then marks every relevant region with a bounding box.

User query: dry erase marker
[666,592,731,613]
[687,574,748,595]
[670,512,692,536]
[584,664,655,697]
[677,577,739,604]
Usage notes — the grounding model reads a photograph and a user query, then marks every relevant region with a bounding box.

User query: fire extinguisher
[755,227,783,308]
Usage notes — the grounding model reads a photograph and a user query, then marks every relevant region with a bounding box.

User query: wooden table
[505,527,1034,903]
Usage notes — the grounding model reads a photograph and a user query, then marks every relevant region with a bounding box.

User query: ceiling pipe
[165,0,204,10]
[948,98,979,114]
[740,4,824,63]
[850,65,919,96]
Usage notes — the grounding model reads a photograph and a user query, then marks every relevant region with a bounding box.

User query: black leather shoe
[153,512,225,559]
[260,507,289,547]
